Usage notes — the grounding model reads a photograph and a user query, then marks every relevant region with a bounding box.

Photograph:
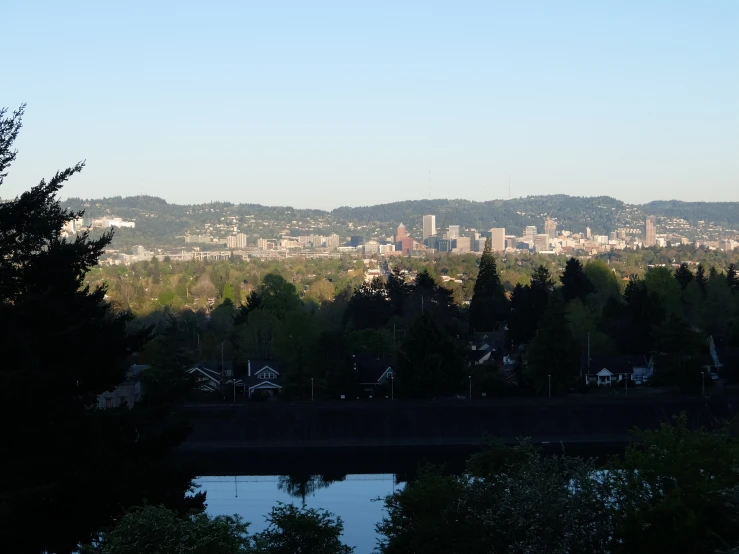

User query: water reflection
[277,474,347,505]
[197,474,399,554]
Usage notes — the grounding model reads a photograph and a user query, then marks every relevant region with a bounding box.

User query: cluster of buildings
[62,216,136,237]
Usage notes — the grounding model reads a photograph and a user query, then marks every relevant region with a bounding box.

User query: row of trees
[80,417,739,554]
[82,503,352,554]
[133,233,739,400]
[377,416,739,554]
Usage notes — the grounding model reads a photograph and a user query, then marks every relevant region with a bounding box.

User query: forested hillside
[56,194,739,250]
[644,200,739,228]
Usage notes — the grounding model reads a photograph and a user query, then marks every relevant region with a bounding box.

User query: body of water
[196,474,402,554]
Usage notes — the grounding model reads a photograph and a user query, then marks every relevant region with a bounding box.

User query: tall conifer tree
[469,238,508,331]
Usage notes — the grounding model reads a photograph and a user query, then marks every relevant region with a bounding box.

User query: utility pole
[391,373,394,400]
[548,374,551,398]
[702,371,705,396]
[468,375,472,400]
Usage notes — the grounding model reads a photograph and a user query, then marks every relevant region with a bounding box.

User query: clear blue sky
[3,1,738,209]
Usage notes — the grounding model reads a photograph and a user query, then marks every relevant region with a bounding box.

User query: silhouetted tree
[560,257,595,303]
[728,264,739,295]
[674,262,694,291]
[526,293,580,395]
[508,266,553,347]
[469,238,508,332]
[396,313,465,398]
[234,289,263,325]
[0,105,197,553]
[695,263,708,297]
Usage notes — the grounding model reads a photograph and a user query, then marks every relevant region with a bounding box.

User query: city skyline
[4,1,738,208]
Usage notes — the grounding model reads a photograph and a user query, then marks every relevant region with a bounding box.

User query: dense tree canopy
[0,105,199,552]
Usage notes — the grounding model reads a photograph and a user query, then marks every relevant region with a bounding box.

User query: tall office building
[645,216,657,247]
[490,227,505,251]
[236,233,247,249]
[396,223,409,241]
[544,217,557,239]
[534,234,549,252]
[586,227,592,239]
[454,236,471,253]
[422,215,436,240]
[524,226,537,244]
[325,234,341,249]
[447,225,460,239]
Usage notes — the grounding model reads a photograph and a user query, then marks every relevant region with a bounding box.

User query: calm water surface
[197,474,402,554]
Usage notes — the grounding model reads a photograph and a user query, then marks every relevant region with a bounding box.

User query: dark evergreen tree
[234,289,263,325]
[344,277,392,330]
[508,265,553,347]
[396,313,465,398]
[469,238,508,332]
[559,257,595,303]
[526,293,580,395]
[695,263,707,297]
[728,263,739,294]
[508,283,533,347]
[674,262,694,291]
[0,105,197,553]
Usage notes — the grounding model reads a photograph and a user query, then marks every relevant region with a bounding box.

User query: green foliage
[258,273,303,318]
[379,418,739,554]
[644,266,682,318]
[222,282,236,303]
[560,257,595,303]
[85,505,251,554]
[526,293,580,394]
[378,444,612,554]
[0,105,198,553]
[584,259,621,316]
[396,313,466,398]
[251,503,354,554]
[609,414,739,554]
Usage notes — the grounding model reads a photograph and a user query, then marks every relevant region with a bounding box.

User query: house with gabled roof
[247,359,283,398]
[187,364,222,393]
[353,354,393,395]
[585,355,652,386]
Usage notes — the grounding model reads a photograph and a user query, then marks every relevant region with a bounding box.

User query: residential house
[188,364,222,393]
[247,360,283,398]
[353,354,393,396]
[188,362,246,397]
[468,349,492,366]
[585,355,652,386]
[97,364,148,408]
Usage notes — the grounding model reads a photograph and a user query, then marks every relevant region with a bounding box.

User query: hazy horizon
[4,1,738,209]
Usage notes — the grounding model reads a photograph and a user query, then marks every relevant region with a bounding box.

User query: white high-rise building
[422,215,436,240]
[524,226,537,243]
[490,228,505,251]
[447,225,460,239]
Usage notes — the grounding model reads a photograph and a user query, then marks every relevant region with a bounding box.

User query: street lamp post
[468,375,472,400]
[701,371,705,396]
[548,374,551,398]
[391,373,394,400]
[311,377,314,401]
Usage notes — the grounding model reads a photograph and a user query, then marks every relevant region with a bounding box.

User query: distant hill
[60,194,739,249]
[333,195,627,236]
[643,201,739,228]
